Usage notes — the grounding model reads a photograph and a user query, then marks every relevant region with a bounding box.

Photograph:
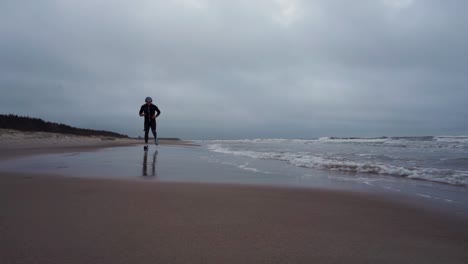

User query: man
[139,97,161,150]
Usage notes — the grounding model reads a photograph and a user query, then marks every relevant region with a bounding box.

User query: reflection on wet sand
[143,150,158,177]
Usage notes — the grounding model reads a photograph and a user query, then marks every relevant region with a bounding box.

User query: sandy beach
[0,129,196,160]
[1,133,468,263]
[2,0,467,262]
[2,172,468,264]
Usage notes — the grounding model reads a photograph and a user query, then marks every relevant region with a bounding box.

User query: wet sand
[1,140,468,263]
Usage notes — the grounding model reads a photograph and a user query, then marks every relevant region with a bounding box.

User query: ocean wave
[319,136,468,147]
[206,144,468,186]
[434,136,468,143]
[318,137,391,143]
[202,136,468,149]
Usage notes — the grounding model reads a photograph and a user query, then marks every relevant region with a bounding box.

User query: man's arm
[139,105,145,116]
[154,106,161,118]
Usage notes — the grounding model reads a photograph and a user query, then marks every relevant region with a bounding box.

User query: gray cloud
[1,0,467,139]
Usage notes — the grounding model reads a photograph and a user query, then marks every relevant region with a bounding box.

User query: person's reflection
[142,150,158,177]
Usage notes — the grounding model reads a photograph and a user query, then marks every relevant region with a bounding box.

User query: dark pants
[144,120,157,143]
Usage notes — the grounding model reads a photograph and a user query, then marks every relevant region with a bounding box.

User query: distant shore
[0,128,197,161]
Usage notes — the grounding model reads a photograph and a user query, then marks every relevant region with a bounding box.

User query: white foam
[203,136,468,151]
[435,135,468,142]
[206,144,468,186]
[434,136,468,148]
[318,136,468,150]
[238,162,262,173]
[318,137,390,144]
[444,199,459,203]
[416,193,432,199]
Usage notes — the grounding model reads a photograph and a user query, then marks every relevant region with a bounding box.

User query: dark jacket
[139,104,161,121]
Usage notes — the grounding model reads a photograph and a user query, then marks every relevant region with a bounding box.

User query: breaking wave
[201,136,468,149]
[206,144,468,186]
[318,136,468,149]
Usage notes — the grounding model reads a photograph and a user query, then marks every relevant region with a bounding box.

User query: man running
[139,97,161,150]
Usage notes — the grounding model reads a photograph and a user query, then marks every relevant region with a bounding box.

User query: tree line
[0,114,128,138]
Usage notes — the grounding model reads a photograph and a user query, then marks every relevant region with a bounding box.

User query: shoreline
[0,141,468,217]
[1,140,468,263]
[1,171,467,263]
[2,141,467,219]
[0,129,197,161]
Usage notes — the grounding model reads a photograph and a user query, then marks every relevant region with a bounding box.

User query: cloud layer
[1,0,467,139]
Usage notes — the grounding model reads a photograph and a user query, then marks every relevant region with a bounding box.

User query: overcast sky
[1,0,467,139]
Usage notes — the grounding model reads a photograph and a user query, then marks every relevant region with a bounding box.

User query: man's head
[145,97,152,105]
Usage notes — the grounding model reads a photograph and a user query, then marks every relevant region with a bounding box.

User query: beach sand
[1,135,468,263]
[0,129,196,160]
[1,172,468,264]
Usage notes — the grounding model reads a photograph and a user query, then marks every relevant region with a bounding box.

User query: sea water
[203,136,468,187]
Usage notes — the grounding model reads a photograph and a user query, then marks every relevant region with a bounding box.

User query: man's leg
[144,121,150,144]
[151,121,158,145]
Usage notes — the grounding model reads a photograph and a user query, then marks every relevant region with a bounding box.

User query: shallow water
[1,145,468,215]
